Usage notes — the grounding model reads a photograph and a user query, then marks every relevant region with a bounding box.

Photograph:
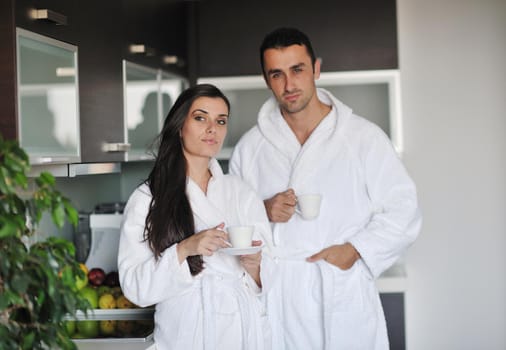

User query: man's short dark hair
[259,27,317,76]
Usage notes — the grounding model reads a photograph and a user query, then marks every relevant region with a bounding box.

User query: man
[229,27,422,349]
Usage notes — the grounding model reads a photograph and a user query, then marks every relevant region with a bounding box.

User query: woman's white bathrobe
[118,159,275,350]
[229,89,422,350]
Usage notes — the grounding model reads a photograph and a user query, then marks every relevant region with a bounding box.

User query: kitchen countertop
[76,264,407,349]
[376,263,407,293]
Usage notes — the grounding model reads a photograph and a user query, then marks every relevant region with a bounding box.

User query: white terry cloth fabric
[118,159,275,350]
[230,88,422,350]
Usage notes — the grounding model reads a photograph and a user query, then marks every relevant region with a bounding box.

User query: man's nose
[284,74,296,91]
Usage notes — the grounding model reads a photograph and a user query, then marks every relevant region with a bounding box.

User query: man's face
[262,44,320,115]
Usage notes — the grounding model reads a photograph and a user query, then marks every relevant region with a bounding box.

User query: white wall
[397,0,506,349]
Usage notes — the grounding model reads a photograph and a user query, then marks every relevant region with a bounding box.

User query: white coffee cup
[227,225,254,248]
[296,194,322,220]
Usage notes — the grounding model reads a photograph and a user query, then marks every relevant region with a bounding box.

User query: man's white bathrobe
[230,89,422,350]
[118,159,274,350]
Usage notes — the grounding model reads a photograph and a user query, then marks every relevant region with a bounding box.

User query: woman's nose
[206,123,216,133]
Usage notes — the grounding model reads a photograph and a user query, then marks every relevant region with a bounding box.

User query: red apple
[88,267,106,286]
[104,271,120,287]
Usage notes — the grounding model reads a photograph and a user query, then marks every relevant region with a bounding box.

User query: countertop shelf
[377,263,407,293]
[65,308,155,321]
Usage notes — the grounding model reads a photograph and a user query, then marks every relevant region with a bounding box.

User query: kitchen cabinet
[14,0,78,44]
[195,0,398,77]
[123,61,188,161]
[200,69,403,159]
[0,0,190,166]
[0,0,124,164]
[16,28,80,164]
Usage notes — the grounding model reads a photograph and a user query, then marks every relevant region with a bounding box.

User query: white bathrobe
[229,89,422,350]
[118,159,275,350]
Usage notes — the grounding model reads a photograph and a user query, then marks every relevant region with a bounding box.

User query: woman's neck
[186,155,212,194]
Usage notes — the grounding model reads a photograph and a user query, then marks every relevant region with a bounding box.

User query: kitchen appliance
[84,212,123,273]
[75,212,91,263]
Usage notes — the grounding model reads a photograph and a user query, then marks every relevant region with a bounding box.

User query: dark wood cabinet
[76,1,125,163]
[195,0,398,77]
[380,292,406,350]
[14,0,79,44]
[0,0,189,163]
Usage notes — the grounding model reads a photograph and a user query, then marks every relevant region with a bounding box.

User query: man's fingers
[307,250,326,262]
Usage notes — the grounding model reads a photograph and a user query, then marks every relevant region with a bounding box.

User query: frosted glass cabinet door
[123,62,159,160]
[123,61,187,161]
[16,28,80,164]
[160,71,188,120]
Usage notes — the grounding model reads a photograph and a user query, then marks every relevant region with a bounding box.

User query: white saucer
[220,245,263,256]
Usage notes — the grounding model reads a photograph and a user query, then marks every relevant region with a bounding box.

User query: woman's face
[180,96,229,160]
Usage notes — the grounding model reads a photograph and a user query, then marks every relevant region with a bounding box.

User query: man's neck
[282,100,331,145]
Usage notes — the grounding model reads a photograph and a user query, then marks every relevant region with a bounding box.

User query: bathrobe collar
[257,88,353,191]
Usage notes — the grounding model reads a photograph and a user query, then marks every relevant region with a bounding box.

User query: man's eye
[271,73,280,79]
[293,67,302,73]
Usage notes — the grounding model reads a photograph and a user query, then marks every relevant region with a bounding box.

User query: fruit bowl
[67,266,155,341]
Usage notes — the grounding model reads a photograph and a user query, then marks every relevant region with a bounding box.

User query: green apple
[64,320,76,336]
[77,320,99,338]
[96,285,111,297]
[79,286,99,309]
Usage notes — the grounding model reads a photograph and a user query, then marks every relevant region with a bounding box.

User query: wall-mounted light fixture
[162,55,179,64]
[128,44,156,56]
[163,55,185,67]
[29,8,67,25]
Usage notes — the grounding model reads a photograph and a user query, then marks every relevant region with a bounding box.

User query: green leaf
[21,331,35,350]
[0,217,18,238]
[13,170,28,189]
[38,171,55,186]
[51,202,65,228]
[63,200,78,227]
[4,152,25,174]
[11,273,30,294]
[0,167,12,194]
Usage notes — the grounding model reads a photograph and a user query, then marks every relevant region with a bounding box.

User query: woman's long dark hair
[144,84,230,275]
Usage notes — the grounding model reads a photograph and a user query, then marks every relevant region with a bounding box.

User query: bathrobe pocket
[323,261,381,349]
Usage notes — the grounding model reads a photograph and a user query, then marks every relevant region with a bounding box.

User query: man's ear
[314,57,322,80]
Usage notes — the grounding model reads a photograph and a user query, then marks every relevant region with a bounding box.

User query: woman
[118,84,274,350]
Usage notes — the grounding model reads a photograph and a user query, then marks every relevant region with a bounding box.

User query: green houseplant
[0,134,90,350]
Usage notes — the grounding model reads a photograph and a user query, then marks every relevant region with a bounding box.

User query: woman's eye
[217,119,227,125]
[194,116,205,121]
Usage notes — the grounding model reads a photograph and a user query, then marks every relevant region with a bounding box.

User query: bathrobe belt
[201,271,261,350]
[271,250,334,350]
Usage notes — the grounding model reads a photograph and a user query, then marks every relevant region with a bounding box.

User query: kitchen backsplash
[35,161,154,243]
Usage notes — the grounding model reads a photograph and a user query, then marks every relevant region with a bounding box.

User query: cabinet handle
[102,143,131,153]
[30,9,68,26]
